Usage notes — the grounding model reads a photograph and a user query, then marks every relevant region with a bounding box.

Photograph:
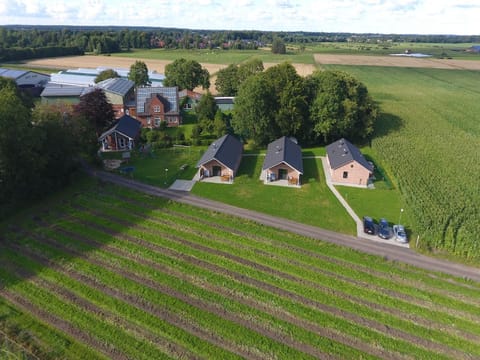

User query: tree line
[2,25,479,60]
[214,61,377,146]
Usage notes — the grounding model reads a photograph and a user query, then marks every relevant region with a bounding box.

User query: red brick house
[326,138,374,187]
[196,134,243,183]
[131,87,181,128]
[260,136,303,187]
[179,89,202,111]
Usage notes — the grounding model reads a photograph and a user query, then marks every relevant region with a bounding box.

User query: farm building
[214,96,235,111]
[98,114,142,152]
[131,87,181,128]
[196,134,243,183]
[260,136,303,187]
[85,78,135,119]
[0,67,50,96]
[49,67,165,87]
[326,138,373,187]
[40,83,87,105]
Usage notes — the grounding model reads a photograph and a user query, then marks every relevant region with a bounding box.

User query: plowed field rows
[1,183,479,359]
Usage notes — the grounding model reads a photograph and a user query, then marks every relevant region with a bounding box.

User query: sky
[0,0,479,35]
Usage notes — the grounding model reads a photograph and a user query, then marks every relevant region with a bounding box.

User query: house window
[118,137,126,149]
[184,103,192,110]
[153,105,161,113]
[155,117,161,126]
[343,171,348,179]
[167,117,177,123]
[147,117,151,125]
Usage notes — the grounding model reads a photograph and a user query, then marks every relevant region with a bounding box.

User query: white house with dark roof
[98,115,142,152]
[326,138,374,187]
[196,134,243,183]
[260,136,303,187]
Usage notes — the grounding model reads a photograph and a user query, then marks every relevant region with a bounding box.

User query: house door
[278,168,288,180]
[212,166,222,176]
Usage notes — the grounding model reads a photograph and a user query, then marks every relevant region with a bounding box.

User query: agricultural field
[1,180,480,359]
[323,65,480,261]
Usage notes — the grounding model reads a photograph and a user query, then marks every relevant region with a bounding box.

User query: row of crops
[1,182,479,359]
[331,65,480,261]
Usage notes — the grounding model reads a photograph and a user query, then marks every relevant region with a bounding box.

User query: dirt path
[314,54,480,70]
[94,171,480,283]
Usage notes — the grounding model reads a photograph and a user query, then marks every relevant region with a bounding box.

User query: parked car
[363,216,375,235]
[393,224,408,243]
[378,218,391,239]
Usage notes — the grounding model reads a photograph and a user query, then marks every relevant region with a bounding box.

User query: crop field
[1,180,480,359]
[322,65,480,261]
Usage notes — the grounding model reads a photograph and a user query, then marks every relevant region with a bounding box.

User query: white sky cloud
[0,0,479,35]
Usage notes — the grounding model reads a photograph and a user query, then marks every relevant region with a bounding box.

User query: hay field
[314,53,480,70]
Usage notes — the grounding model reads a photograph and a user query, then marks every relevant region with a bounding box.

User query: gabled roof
[96,78,134,97]
[136,87,179,115]
[179,89,202,100]
[196,134,243,171]
[326,138,373,172]
[98,115,142,141]
[40,83,86,97]
[263,136,303,174]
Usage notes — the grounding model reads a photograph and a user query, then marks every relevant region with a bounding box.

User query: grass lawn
[192,155,356,234]
[100,146,206,187]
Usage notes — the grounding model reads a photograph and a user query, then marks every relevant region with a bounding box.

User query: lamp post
[398,208,404,225]
[164,168,169,185]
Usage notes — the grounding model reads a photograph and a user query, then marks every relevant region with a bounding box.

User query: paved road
[95,170,480,283]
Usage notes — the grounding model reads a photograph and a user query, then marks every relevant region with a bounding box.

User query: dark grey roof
[326,138,373,171]
[0,67,28,79]
[96,78,134,96]
[196,134,243,172]
[214,97,235,105]
[136,87,179,114]
[40,83,86,97]
[262,136,303,174]
[99,115,141,140]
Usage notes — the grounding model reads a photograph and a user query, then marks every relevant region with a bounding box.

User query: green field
[322,65,480,261]
[1,179,480,359]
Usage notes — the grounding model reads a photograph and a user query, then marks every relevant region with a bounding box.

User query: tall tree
[232,74,276,145]
[237,58,264,82]
[271,37,286,54]
[215,64,239,96]
[75,88,115,138]
[128,60,150,87]
[195,91,218,121]
[0,83,39,210]
[263,62,309,140]
[164,58,210,91]
[95,68,120,83]
[213,109,228,138]
[308,70,377,143]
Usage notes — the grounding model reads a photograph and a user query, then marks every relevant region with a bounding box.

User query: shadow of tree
[373,112,404,139]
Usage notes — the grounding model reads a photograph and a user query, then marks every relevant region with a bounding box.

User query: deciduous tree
[308,70,377,143]
[128,60,150,87]
[164,58,210,90]
[75,88,116,138]
[95,69,120,83]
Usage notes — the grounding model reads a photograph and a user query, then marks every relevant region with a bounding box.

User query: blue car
[378,218,391,239]
[363,216,375,235]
